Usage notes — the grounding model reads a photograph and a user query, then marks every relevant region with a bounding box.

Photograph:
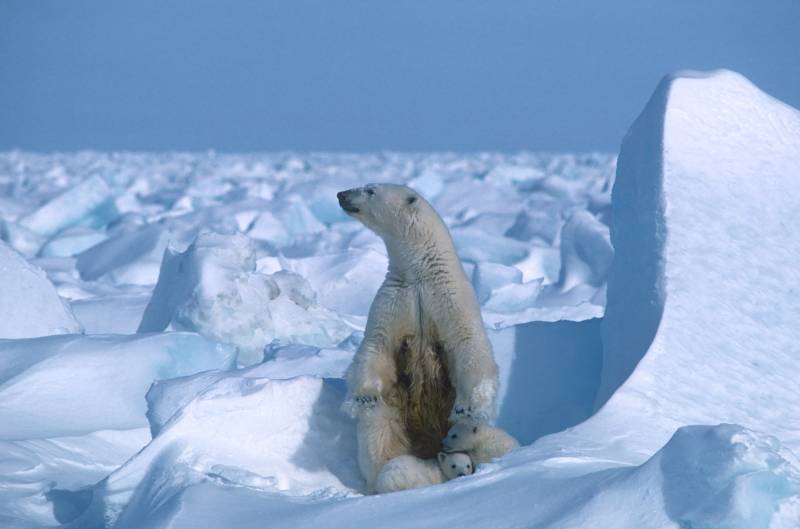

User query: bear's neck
[383,229,461,285]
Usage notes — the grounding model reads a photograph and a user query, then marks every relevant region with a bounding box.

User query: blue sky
[1,0,798,152]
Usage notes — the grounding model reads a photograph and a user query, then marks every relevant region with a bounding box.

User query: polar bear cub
[374,452,474,494]
[441,421,520,465]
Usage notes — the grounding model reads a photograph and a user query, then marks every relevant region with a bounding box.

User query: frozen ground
[1,69,799,528]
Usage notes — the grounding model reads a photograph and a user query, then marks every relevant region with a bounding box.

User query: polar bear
[337,183,499,490]
[441,421,520,465]
[374,452,474,494]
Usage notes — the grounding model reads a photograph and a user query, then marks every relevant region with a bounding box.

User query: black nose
[337,191,346,201]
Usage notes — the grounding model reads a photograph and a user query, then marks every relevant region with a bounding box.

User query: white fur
[374,452,474,494]
[338,183,499,491]
[441,421,520,465]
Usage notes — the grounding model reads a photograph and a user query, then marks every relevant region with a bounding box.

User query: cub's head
[336,183,429,240]
[437,451,474,479]
[441,420,482,453]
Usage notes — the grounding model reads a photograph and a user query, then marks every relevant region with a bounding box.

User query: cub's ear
[437,452,447,464]
[406,196,417,205]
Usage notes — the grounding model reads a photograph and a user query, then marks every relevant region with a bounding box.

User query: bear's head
[336,183,433,241]
[441,420,482,453]
[437,451,474,479]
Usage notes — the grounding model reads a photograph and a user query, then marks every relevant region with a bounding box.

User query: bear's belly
[391,337,455,459]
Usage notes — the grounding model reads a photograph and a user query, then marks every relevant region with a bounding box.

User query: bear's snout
[337,189,361,214]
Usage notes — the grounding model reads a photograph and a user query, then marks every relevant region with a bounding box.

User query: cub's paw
[449,404,476,422]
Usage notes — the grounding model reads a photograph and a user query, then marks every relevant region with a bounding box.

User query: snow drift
[0,240,82,339]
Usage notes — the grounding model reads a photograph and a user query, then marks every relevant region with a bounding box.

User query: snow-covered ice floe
[1,69,799,528]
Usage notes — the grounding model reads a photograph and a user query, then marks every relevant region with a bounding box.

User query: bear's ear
[437,452,447,464]
[406,196,417,205]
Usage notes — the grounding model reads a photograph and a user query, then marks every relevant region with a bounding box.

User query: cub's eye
[366,189,375,197]
[451,434,457,439]
[451,464,456,469]
[467,464,471,469]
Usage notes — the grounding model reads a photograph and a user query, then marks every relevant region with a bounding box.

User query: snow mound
[556,424,800,529]
[138,232,355,365]
[572,69,800,459]
[0,240,81,339]
[0,333,235,440]
[78,376,361,528]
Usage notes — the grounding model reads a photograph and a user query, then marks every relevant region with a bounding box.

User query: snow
[0,70,798,528]
[584,69,800,459]
[138,231,356,365]
[0,241,82,339]
[0,333,236,440]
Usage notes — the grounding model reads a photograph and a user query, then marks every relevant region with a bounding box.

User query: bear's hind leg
[357,403,413,491]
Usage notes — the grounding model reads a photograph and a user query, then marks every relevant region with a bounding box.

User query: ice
[505,193,564,244]
[577,70,800,458]
[75,376,361,528]
[483,278,544,314]
[451,228,529,265]
[556,210,613,291]
[280,249,387,317]
[71,293,152,334]
[18,175,116,238]
[75,223,169,284]
[39,228,108,258]
[483,164,546,189]
[0,428,151,529]
[0,240,82,338]
[0,333,235,440]
[407,169,445,200]
[5,96,798,528]
[138,232,354,365]
[472,262,523,304]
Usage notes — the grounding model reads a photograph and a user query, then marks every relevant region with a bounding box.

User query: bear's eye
[406,196,416,205]
[366,189,375,197]
[451,434,457,439]
[451,464,456,469]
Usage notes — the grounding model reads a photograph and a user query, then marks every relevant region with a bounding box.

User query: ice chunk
[408,170,445,200]
[39,228,108,257]
[75,223,169,284]
[18,175,116,237]
[472,262,523,303]
[484,164,545,189]
[0,220,46,257]
[80,376,361,527]
[146,343,354,435]
[71,292,152,334]
[451,228,529,265]
[247,209,291,246]
[281,249,387,317]
[271,270,316,309]
[0,240,81,338]
[0,333,235,440]
[139,232,354,365]
[556,210,613,291]
[505,193,564,244]
[484,278,543,314]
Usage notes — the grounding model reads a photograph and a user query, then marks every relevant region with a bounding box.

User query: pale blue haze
[1,0,798,151]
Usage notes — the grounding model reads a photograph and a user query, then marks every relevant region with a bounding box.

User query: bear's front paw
[353,394,380,409]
